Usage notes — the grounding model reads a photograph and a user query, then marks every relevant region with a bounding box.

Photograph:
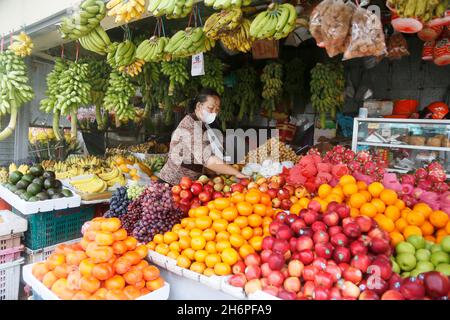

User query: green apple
[431,244,443,253]
[435,263,450,276]
[415,261,435,273]
[396,253,417,271]
[401,271,410,278]
[415,248,431,262]
[431,251,450,266]
[407,235,425,250]
[396,242,416,255]
[441,236,450,253]
[425,240,434,250]
[392,260,401,274]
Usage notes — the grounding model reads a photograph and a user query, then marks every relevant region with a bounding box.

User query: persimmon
[113,228,128,241]
[92,262,114,281]
[134,260,149,271]
[66,251,87,266]
[146,277,164,291]
[53,264,69,279]
[143,266,160,281]
[123,251,141,265]
[79,259,95,277]
[54,244,73,255]
[42,271,58,288]
[84,230,98,241]
[104,275,126,290]
[134,280,146,289]
[123,269,143,285]
[67,271,82,290]
[135,245,148,259]
[80,238,91,251]
[32,262,49,281]
[72,290,91,300]
[123,286,141,300]
[106,289,128,300]
[101,218,121,233]
[45,253,66,270]
[51,279,75,300]
[86,242,114,263]
[124,236,138,251]
[79,276,100,293]
[70,243,84,252]
[114,257,132,275]
[140,288,151,295]
[89,217,105,231]
[95,231,115,246]
[93,288,108,299]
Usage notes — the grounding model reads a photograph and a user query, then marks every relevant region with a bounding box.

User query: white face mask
[201,109,217,124]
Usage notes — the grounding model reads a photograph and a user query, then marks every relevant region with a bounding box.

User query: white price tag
[191,53,205,76]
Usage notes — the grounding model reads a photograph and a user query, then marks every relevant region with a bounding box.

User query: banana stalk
[70,110,78,140]
[0,107,17,141]
[53,110,63,141]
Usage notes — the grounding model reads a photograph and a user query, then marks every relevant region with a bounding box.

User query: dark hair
[188,88,220,113]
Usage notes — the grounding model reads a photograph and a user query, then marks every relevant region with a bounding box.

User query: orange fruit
[374,214,395,232]
[357,181,368,190]
[205,241,217,254]
[190,262,206,274]
[343,184,358,197]
[208,209,222,221]
[318,184,332,199]
[146,241,156,251]
[395,218,408,232]
[181,248,196,260]
[203,268,215,276]
[229,234,246,248]
[360,203,377,218]
[379,189,398,205]
[253,227,263,237]
[194,250,208,263]
[290,203,302,215]
[214,198,231,210]
[189,228,203,238]
[350,207,359,218]
[394,199,405,211]
[239,244,255,259]
[221,248,239,265]
[262,216,273,226]
[212,219,228,232]
[331,187,344,199]
[298,197,311,208]
[167,251,179,260]
[231,192,245,204]
[403,226,422,239]
[207,201,216,211]
[360,190,372,202]
[155,243,170,256]
[214,263,231,276]
[437,233,448,244]
[153,234,164,244]
[215,240,232,253]
[260,194,272,206]
[349,193,367,209]
[194,206,209,217]
[178,236,191,250]
[249,236,263,251]
[176,255,191,269]
[216,231,230,242]
[413,203,432,218]
[241,227,254,240]
[339,175,356,186]
[253,204,267,216]
[420,221,434,236]
[429,210,449,228]
[406,211,425,226]
[245,191,261,204]
[236,202,253,216]
[234,216,248,229]
[202,228,216,241]
[368,182,384,198]
[436,229,448,238]
[188,209,196,218]
[195,216,213,230]
[389,232,405,246]
[191,236,206,250]
[205,254,221,268]
[385,206,400,221]
[221,207,238,222]
[325,194,343,204]
[248,214,263,227]
[446,221,450,234]
[172,224,182,232]
[227,223,241,234]
[163,232,178,244]
[371,199,386,214]
[401,208,412,220]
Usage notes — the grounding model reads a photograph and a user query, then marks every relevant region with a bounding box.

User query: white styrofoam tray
[0,210,27,236]
[0,185,81,215]
[248,290,281,300]
[22,263,170,300]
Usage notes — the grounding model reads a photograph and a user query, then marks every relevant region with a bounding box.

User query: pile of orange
[147,189,277,276]
[31,217,164,300]
[292,175,450,246]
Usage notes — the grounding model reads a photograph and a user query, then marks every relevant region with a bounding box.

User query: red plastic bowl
[393,100,419,115]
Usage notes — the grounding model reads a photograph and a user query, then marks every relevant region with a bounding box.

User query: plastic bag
[321,0,356,57]
[309,0,334,47]
[387,32,410,60]
[343,6,386,60]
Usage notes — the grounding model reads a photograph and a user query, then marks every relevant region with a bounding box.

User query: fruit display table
[159,269,239,300]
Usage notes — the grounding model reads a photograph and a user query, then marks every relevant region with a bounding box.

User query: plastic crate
[0,244,23,264]
[14,206,94,251]
[0,210,27,263]
[25,238,81,264]
[0,258,24,300]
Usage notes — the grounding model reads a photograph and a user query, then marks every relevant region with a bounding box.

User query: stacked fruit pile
[148,189,275,276]
[245,137,299,164]
[31,217,164,300]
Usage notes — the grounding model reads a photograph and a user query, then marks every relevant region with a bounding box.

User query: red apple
[211,191,222,200]
[179,189,193,200]
[268,181,280,190]
[370,278,389,296]
[278,290,297,300]
[355,216,373,233]
[284,185,295,196]
[244,253,261,267]
[350,240,368,256]
[341,281,361,299]
[203,184,213,194]
[343,266,363,284]
[190,182,203,196]
[288,260,304,277]
[260,250,272,264]
[172,194,181,203]
[269,221,282,236]
[267,188,278,199]
[261,263,271,278]
[323,212,340,227]
[311,221,327,232]
[277,188,290,201]
[295,187,308,198]
[296,236,313,251]
[280,199,293,210]
[245,265,261,280]
[276,225,293,241]
[314,271,334,289]
[272,198,281,208]
[172,185,182,195]
[284,277,301,293]
[267,270,285,287]
[297,250,314,265]
[224,192,231,197]
[351,254,372,273]
[312,257,328,270]
[313,230,330,244]
[329,286,342,300]
[213,176,224,185]
[328,226,343,236]
[369,259,392,281]
[314,242,334,259]
[290,219,306,234]
[244,279,262,295]
[303,281,315,298]
[260,278,268,288]
[190,198,200,208]
[286,214,297,226]
[400,278,426,300]
[198,191,212,202]
[303,210,319,225]
[333,246,351,263]
[307,200,321,212]
[313,287,330,300]
[179,197,191,207]
[214,183,224,192]
[229,274,247,288]
[358,290,379,300]
[336,204,350,219]
[423,271,450,299]
[298,227,313,238]
[262,237,275,250]
[370,238,390,255]
[247,182,258,190]
[275,211,287,221]
[239,178,250,187]
[325,263,342,283]
[259,184,269,193]
[389,273,402,290]
[327,201,339,212]
[381,290,405,300]
[262,286,279,297]
[232,260,246,274]
[343,222,361,239]
[302,265,319,282]
[231,183,245,193]
[338,263,350,273]
[331,233,349,247]
[289,238,297,253]
[281,266,289,279]
[179,177,193,190]
[268,253,285,270]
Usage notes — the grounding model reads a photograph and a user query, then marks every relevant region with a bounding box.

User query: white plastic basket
[22,263,170,300]
[25,238,81,264]
[0,258,24,300]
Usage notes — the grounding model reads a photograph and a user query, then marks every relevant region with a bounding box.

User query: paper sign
[191,53,205,76]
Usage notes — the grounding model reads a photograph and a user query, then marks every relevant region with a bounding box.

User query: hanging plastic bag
[343,5,386,60]
[387,32,410,60]
[321,0,356,57]
[309,0,334,48]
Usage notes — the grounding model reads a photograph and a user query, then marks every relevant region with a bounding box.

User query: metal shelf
[357,141,450,152]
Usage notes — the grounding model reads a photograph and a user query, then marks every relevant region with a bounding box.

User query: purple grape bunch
[104,187,131,218]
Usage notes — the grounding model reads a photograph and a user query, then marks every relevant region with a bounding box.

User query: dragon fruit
[412,188,425,200]
[399,183,414,195]
[401,174,416,186]
[402,194,417,207]
[415,168,428,180]
[315,172,333,185]
[428,162,446,183]
[301,163,318,178]
[417,179,433,191]
[344,149,356,162]
[316,162,332,173]
[348,160,361,172]
[419,191,439,204]
[355,151,371,163]
[332,164,350,178]
[334,145,345,154]
[382,173,402,192]
[435,182,450,193]
[352,171,374,185]
[363,162,377,175]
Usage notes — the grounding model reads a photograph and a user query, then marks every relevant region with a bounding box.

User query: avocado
[32,177,44,187]
[22,174,34,183]
[20,192,32,201]
[36,192,49,201]
[9,171,23,184]
[28,196,39,202]
[46,188,57,196]
[42,171,56,179]
[27,183,42,196]
[14,189,26,196]
[53,180,62,191]
[9,185,18,193]
[44,177,56,189]
[29,165,44,177]
[16,179,30,190]
[61,189,73,197]
[51,193,64,199]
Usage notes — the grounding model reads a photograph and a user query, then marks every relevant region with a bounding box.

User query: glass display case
[352,118,450,177]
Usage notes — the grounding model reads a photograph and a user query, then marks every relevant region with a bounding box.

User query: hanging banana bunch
[261,62,283,119]
[136,36,170,62]
[161,58,189,96]
[201,55,224,95]
[164,27,215,59]
[103,72,136,122]
[59,0,106,40]
[148,0,194,19]
[219,18,253,53]
[204,8,243,40]
[218,87,235,131]
[8,32,33,57]
[0,50,34,141]
[204,0,252,10]
[107,40,145,77]
[138,62,161,119]
[107,0,146,23]
[233,66,260,121]
[79,25,112,55]
[249,3,297,40]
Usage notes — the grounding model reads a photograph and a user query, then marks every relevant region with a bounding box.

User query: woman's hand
[235,172,249,179]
